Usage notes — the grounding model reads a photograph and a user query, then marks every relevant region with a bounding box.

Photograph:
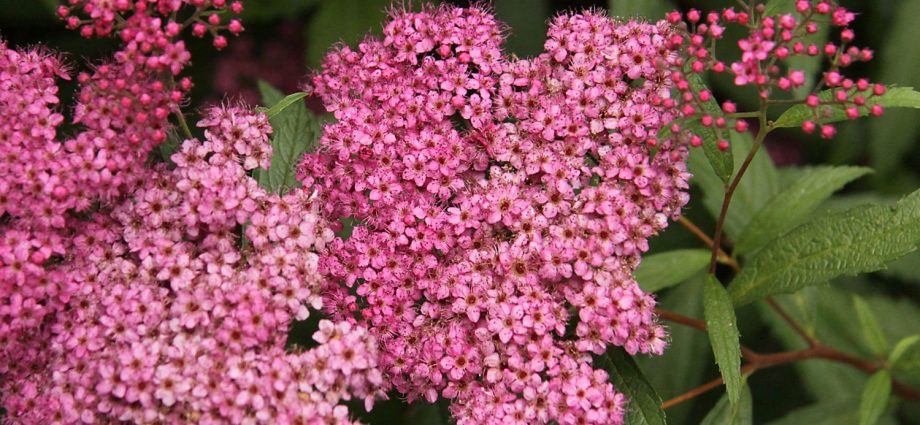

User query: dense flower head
[668,0,884,145]
[301,5,691,424]
[2,106,384,424]
[0,41,176,362]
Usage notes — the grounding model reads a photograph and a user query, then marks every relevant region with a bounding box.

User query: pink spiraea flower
[301,4,692,424]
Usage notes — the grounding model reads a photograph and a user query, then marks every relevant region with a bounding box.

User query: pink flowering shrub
[301,5,692,424]
[4,106,383,423]
[4,0,920,424]
[1,0,245,360]
[2,1,388,423]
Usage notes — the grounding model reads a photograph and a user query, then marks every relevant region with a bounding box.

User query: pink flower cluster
[670,0,883,143]
[2,0,239,356]
[301,5,691,425]
[0,41,176,362]
[59,0,244,69]
[3,106,384,424]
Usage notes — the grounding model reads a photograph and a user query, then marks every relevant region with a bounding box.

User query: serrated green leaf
[687,74,734,183]
[729,189,920,305]
[599,347,666,425]
[689,129,779,240]
[608,0,673,20]
[772,87,920,129]
[306,0,390,67]
[257,81,322,194]
[764,397,861,425]
[700,379,752,425]
[259,92,308,118]
[703,275,742,406]
[734,166,871,255]
[852,296,889,357]
[859,370,892,425]
[634,249,710,292]
[869,0,920,178]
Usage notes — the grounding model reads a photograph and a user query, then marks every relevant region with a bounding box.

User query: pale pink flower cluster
[3,106,383,424]
[301,5,691,425]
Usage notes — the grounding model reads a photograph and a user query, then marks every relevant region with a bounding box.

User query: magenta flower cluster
[669,0,883,146]
[301,5,691,424]
[4,105,383,423]
[58,0,244,58]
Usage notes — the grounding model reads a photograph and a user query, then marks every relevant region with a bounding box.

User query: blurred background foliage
[3,0,919,423]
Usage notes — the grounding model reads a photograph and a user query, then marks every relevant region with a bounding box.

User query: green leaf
[764,397,861,425]
[258,92,308,118]
[859,370,892,425]
[703,275,742,405]
[729,189,920,305]
[700,379,752,425]
[257,81,323,194]
[633,249,710,292]
[772,87,920,129]
[762,0,795,16]
[869,0,920,178]
[734,166,871,255]
[306,0,390,67]
[608,0,674,20]
[889,336,920,386]
[852,296,889,357]
[689,129,779,240]
[636,275,710,425]
[687,73,734,183]
[599,347,666,425]
[889,335,920,367]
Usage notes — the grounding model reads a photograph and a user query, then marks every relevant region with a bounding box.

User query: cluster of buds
[667,0,883,149]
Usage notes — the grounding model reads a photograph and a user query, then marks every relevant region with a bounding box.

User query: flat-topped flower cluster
[301,5,691,424]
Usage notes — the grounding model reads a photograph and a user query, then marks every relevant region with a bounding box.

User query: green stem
[176,109,194,141]
[708,106,770,274]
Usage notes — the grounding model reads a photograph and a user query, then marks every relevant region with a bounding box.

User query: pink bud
[717,140,729,151]
[735,120,749,132]
[213,35,228,50]
[802,120,816,133]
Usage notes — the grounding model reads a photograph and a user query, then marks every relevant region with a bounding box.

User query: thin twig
[766,297,818,347]
[708,106,769,274]
[175,109,194,141]
[656,308,920,408]
[661,376,725,409]
[677,216,741,272]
